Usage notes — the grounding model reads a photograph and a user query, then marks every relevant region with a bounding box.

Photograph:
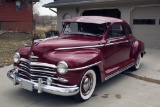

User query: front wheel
[131,54,141,70]
[74,69,96,102]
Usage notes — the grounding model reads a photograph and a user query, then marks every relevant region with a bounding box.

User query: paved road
[0,49,160,107]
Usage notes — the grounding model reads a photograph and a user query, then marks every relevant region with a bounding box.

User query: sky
[34,0,57,16]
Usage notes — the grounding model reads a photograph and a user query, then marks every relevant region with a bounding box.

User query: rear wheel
[131,54,141,70]
[74,69,96,102]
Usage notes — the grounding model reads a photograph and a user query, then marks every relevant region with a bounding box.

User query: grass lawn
[0,32,32,67]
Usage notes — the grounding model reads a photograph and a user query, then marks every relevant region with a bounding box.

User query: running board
[105,62,135,81]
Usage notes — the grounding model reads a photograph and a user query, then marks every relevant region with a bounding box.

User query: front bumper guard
[7,69,79,96]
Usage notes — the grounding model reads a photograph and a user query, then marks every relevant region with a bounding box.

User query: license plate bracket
[21,79,33,91]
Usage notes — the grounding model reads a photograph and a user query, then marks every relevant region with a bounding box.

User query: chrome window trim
[68,61,101,71]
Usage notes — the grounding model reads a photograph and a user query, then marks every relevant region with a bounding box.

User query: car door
[102,23,131,75]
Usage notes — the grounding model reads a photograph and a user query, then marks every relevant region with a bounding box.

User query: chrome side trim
[105,40,129,46]
[30,62,57,68]
[55,45,104,50]
[55,40,129,51]
[105,62,134,81]
[68,61,101,71]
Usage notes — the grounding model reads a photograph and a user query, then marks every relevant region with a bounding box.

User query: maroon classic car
[7,16,145,101]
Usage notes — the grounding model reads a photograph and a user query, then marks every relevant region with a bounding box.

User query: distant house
[0,0,39,32]
[44,0,160,48]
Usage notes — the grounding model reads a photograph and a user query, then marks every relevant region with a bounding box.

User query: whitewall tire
[132,54,141,70]
[74,69,96,102]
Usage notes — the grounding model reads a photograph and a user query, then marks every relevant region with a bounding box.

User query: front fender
[43,48,103,85]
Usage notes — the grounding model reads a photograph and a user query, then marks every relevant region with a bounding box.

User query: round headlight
[57,61,68,74]
[13,52,20,63]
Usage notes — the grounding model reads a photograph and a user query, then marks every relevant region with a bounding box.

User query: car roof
[62,16,124,24]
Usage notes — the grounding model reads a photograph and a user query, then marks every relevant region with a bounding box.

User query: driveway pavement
[0,49,160,107]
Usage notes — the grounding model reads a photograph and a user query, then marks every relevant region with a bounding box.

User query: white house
[44,0,160,48]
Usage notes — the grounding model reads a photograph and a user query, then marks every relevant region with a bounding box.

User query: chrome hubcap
[81,74,93,96]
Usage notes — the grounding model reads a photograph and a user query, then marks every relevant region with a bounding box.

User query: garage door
[82,9,121,18]
[132,6,160,48]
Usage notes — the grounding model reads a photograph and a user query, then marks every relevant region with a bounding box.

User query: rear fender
[132,40,145,60]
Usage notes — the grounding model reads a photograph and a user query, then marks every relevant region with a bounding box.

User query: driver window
[64,23,78,34]
[64,24,71,34]
[108,24,125,38]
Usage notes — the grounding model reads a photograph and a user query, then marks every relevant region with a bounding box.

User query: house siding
[0,0,33,32]
[2,21,33,32]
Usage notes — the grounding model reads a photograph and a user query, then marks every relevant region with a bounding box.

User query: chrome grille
[18,58,57,82]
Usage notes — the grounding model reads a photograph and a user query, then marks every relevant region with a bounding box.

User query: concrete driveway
[0,49,160,107]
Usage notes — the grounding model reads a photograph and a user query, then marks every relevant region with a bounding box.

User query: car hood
[31,35,102,55]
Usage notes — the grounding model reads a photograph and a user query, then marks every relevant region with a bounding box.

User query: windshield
[63,22,107,36]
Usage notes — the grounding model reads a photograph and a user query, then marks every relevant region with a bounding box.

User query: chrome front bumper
[7,69,79,96]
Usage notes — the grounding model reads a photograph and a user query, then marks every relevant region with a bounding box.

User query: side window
[64,24,72,34]
[64,23,78,34]
[125,25,132,35]
[108,24,125,38]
